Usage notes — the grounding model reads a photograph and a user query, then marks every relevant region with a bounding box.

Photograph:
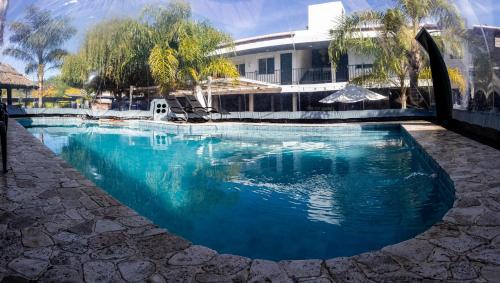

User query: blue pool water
[21,119,454,260]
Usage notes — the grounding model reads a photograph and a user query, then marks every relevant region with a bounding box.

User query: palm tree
[0,0,8,46]
[329,0,464,109]
[3,5,76,106]
[147,2,237,96]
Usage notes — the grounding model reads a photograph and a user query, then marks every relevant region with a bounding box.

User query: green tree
[147,1,238,95]
[3,5,76,106]
[61,18,153,97]
[329,0,464,108]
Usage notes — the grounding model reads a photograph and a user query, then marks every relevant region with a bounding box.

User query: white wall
[308,2,345,34]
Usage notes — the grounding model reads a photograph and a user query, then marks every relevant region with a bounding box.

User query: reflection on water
[25,123,454,260]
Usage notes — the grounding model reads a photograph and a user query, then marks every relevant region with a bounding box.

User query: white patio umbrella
[319,85,387,106]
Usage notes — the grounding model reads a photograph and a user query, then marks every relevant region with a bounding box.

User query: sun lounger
[165,96,188,121]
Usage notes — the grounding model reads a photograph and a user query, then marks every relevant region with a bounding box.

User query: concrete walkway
[0,119,499,282]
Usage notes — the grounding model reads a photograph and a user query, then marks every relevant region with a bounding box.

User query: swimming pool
[20,119,454,260]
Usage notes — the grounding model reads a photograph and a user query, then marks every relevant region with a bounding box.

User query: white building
[213,1,381,113]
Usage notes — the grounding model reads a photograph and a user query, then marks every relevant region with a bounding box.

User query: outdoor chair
[165,95,189,121]
[0,103,8,173]
[184,94,210,117]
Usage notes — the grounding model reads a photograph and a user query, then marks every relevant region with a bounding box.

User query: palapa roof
[172,78,282,96]
[0,62,36,89]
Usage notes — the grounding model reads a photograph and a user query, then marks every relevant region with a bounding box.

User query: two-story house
[212,1,379,113]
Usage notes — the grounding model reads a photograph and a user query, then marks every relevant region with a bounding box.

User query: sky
[1,0,500,80]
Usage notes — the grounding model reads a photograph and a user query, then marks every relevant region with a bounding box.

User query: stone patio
[0,119,499,282]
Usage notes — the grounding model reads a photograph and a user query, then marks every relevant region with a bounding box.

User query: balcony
[241,65,373,85]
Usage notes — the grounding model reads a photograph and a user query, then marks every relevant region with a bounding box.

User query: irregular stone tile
[88,232,127,250]
[118,260,155,282]
[325,257,368,282]
[136,234,190,260]
[466,226,500,240]
[148,273,167,283]
[90,243,136,260]
[8,257,48,280]
[79,197,100,210]
[53,231,80,243]
[168,245,216,266]
[467,248,500,265]
[0,275,32,283]
[476,210,500,226]
[201,254,251,277]
[21,227,54,248]
[407,263,449,280]
[94,219,125,233]
[382,239,433,263]
[67,220,94,235]
[443,206,485,225]
[248,259,291,283]
[298,277,332,283]
[429,233,487,253]
[118,216,150,228]
[427,247,458,262]
[0,242,24,268]
[49,251,83,268]
[481,265,500,282]
[195,268,248,283]
[279,259,322,279]
[159,266,202,283]
[91,195,120,207]
[450,260,479,280]
[354,252,400,274]
[60,239,88,254]
[83,261,116,283]
[23,247,53,261]
[38,266,82,283]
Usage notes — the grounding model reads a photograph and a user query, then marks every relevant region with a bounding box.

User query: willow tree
[147,2,238,95]
[3,5,75,106]
[329,0,464,108]
[61,18,153,96]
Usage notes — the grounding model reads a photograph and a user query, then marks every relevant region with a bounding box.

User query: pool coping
[1,119,499,282]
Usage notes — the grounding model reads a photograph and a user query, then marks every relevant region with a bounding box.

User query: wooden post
[129,86,134,110]
[6,86,12,105]
[207,76,212,111]
[248,94,254,112]
[292,93,297,112]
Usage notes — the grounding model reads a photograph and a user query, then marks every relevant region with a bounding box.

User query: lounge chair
[184,94,210,117]
[165,95,188,121]
[0,103,7,173]
[185,94,231,116]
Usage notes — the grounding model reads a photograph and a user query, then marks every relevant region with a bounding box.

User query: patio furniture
[185,94,210,117]
[165,95,188,121]
[0,103,7,173]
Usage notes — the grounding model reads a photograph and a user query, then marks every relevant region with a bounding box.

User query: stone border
[0,119,499,282]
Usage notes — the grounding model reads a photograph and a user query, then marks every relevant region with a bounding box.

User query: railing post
[248,94,254,112]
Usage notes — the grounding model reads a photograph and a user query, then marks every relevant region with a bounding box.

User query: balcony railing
[241,65,374,85]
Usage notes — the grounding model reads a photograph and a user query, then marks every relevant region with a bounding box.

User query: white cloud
[63,0,78,6]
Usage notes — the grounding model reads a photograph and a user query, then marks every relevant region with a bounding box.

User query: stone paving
[0,119,499,282]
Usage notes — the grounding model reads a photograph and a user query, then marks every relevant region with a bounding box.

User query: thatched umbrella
[0,62,36,105]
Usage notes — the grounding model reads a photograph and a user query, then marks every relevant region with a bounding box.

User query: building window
[495,37,500,48]
[236,64,245,76]
[258,57,275,74]
[355,64,373,69]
